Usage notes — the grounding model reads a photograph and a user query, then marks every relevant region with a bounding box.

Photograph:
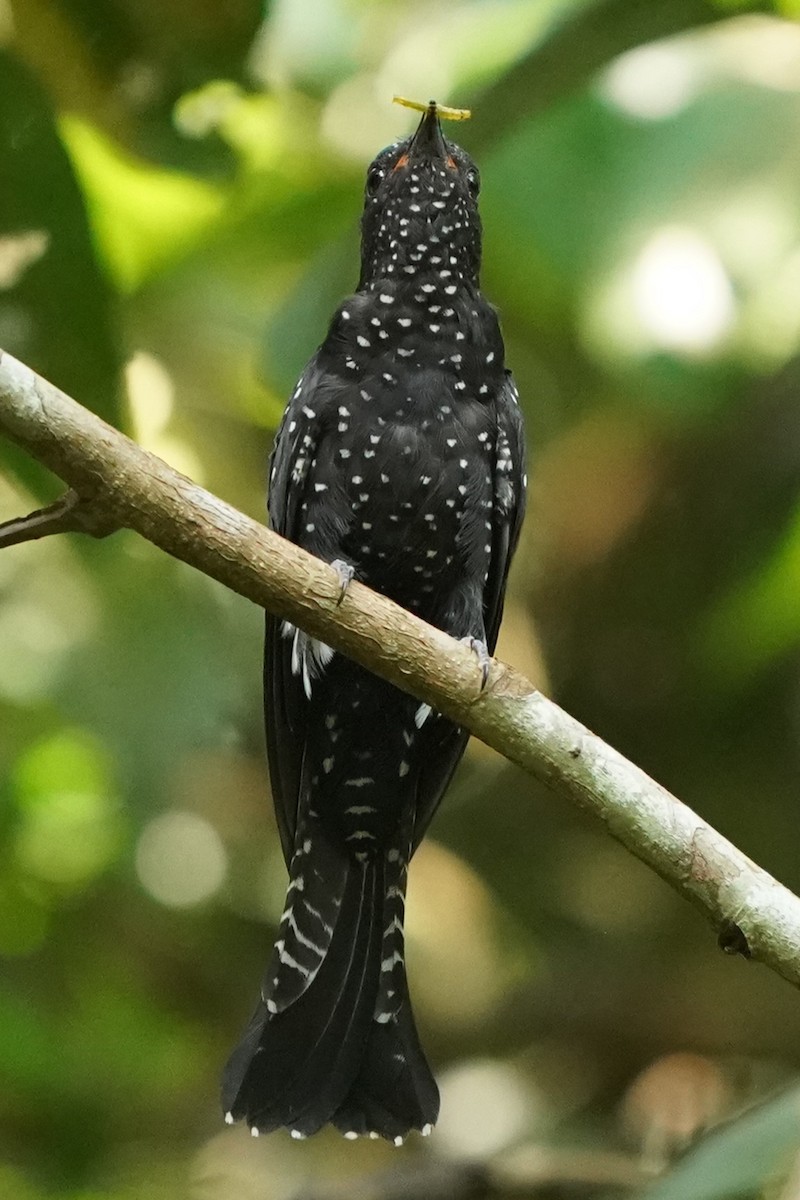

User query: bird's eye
[366,166,384,195]
[466,167,480,196]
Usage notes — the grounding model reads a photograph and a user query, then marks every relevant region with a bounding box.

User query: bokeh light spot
[136,811,227,908]
[601,42,700,120]
[631,226,735,354]
[436,1059,538,1157]
[14,731,123,886]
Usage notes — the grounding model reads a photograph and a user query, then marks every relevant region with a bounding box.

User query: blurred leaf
[12,729,125,886]
[646,1087,800,1200]
[473,0,774,147]
[263,231,358,393]
[702,502,800,686]
[0,878,49,956]
[0,49,122,497]
[61,115,227,293]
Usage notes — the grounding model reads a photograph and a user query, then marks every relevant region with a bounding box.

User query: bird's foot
[460,636,491,690]
[330,559,355,605]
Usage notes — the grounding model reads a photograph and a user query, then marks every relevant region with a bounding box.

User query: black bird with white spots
[222,101,526,1144]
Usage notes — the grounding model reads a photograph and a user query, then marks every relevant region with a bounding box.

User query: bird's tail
[222,832,438,1141]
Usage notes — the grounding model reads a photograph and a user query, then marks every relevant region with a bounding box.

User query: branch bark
[1,346,799,990]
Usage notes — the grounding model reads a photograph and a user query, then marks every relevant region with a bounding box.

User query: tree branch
[1,347,799,990]
[0,487,120,548]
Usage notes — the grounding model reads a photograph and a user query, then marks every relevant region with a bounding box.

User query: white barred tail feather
[221,847,438,1139]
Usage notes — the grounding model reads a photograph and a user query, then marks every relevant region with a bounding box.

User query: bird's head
[358,100,482,293]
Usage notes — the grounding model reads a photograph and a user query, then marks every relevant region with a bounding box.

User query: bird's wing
[482,370,527,655]
[264,355,329,865]
[410,371,527,852]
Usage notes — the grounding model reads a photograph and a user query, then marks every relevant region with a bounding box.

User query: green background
[3,0,800,1196]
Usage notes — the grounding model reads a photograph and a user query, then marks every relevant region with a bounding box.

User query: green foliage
[647,1089,800,1200]
[3,0,800,1197]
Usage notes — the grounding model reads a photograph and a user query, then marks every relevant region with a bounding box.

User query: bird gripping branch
[222,98,527,1143]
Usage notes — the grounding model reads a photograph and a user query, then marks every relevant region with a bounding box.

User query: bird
[222,99,527,1144]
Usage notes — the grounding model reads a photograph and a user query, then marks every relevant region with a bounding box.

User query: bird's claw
[330,559,355,605]
[460,636,491,690]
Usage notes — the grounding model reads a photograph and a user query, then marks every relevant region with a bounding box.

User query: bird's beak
[407,101,448,162]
